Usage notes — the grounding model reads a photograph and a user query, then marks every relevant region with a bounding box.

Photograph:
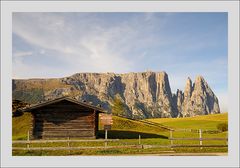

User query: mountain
[12,71,220,119]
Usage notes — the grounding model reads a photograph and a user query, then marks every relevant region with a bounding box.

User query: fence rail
[169,138,228,141]
[169,129,228,149]
[170,145,228,148]
[143,144,228,149]
[174,128,221,132]
[12,145,141,151]
[12,139,119,144]
[12,129,228,152]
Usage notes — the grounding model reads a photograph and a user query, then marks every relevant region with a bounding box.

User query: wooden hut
[22,96,105,139]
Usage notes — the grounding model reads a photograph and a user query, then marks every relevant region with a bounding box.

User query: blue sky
[12,12,228,111]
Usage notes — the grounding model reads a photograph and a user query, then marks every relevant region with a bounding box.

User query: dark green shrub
[12,110,23,117]
[217,123,228,132]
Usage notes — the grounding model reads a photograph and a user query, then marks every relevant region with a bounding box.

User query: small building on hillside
[21,96,105,139]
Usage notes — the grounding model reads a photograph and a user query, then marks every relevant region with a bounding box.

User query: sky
[12,12,228,112]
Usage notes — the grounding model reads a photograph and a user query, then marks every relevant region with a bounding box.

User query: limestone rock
[12,72,220,119]
[173,89,184,117]
[189,76,220,116]
[182,77,194,117]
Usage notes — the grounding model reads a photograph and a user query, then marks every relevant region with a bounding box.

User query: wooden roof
[20,96,106,113]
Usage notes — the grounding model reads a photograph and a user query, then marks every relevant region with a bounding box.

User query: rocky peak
[184,77,193,98]
[155,72,175,117]
[193,75,206,91]
[172,89,184,117]
[176,89,184,105]
[195,75,205,82]
[156,72,172,97]
[190,76,220,116]
[12,71,220,119]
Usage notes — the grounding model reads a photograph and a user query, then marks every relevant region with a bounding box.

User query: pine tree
[111,96,126,117]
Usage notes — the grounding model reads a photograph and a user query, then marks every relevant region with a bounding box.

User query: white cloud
[12,13,140,75]
[40,49,45,54]
[12,55,74,79]
[13,51,32,57]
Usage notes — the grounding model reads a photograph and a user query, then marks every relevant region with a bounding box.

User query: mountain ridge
[12,71,220,119]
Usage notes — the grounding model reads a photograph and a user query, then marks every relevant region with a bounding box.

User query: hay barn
[22,97,105,139]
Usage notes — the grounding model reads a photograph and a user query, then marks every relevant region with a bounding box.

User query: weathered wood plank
[37,105,93,110]
[34,120,94,124]
[34,125,94,130]
[34,124,94,129]
[35,119,94,124]
[34,125,93,130]
[34,114,93,119]
[34,121,94,125]
[35,129,94,133]
[34,110,93,117]
[35,131,95,137]
[35,115,94,119]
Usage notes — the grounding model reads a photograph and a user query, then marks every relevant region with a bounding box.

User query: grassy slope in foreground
[12,113,228,155]
[12,112,32,140]
[146,113,228,130]
[12,113,167,140]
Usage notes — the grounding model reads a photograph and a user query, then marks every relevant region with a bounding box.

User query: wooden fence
[12,138,121,151]
[169,129,228,149]
[12,129,228,151]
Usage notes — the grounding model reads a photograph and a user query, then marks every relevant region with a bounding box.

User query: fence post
[138,134,141,145]
[105,129,108,148]
[199,129,202,149]
[68,136,70,154]
[226,132,228,146]
[27,130,30,150]
[170,130,173,149]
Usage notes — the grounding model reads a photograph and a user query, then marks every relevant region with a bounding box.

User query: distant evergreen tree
[12,100,29,117]
[111,95,127,117]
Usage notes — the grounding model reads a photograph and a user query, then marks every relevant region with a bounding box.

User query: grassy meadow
[12,113,228,156]
[147,113,228,130]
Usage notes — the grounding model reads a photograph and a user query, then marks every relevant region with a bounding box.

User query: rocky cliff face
[12,71,220,119]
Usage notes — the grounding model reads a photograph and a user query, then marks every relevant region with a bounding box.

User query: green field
[12,112,32,140]
[147,113,228,130]
[12,113,228,155]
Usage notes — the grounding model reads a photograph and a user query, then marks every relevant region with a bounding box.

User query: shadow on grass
[97,130,168,139]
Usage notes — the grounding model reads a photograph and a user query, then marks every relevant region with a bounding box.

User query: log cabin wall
[30,100,97,139]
